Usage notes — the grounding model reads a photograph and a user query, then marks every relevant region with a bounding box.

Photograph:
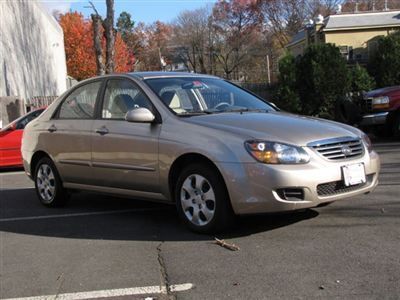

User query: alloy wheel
[180,174,216,226]
[36,164,56,203]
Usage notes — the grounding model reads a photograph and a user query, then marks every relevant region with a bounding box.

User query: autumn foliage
[59,12,133,81]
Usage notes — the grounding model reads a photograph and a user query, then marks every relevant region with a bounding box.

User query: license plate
[342,163,366,186]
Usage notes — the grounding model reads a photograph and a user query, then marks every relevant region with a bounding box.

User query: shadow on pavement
[0,189,319,242]
[0,166,24,173]
[3,135,398,242]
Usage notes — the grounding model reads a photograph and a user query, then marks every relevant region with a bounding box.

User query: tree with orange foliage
[58,12,133,81]
[59,12,96,80]
[129,21,172,71]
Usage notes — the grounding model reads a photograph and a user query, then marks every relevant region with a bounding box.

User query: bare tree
[171,7,212,73]
[104,0,115,73]
[91,12,106,75]
[342,0,400,12]
[88,0,115,75]
[259,0,307,49]
[305,0,343,17]
[212,0,263,79]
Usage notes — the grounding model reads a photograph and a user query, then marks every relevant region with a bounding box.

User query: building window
[338,45,351,61]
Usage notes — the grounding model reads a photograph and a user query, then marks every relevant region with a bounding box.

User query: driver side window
[102,79,152,119]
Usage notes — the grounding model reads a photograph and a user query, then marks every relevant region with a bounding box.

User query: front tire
[175,164,234,233]
[34,157,67,207]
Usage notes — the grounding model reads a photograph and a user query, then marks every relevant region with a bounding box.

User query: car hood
[185,112,360,146]
[366,86,400,97]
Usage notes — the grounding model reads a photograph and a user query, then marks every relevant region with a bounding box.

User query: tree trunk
[104,0,115,74]
[91,14,105,75]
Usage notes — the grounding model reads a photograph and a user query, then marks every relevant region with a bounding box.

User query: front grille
[317,174,374,196]
[309,137,364,160]
[364,97,373,112]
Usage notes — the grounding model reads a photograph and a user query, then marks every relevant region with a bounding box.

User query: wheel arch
[168,153,228,203]
[30,151,52,176]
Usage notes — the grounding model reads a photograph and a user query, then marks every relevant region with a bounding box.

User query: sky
[40,0,216,24]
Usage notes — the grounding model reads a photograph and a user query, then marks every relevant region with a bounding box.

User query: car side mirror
[125,108,155,123]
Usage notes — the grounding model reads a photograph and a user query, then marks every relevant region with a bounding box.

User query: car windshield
[145,77,274,116]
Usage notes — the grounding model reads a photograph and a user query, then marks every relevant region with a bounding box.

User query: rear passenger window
[59,81,101,119]
[102,79,152,119]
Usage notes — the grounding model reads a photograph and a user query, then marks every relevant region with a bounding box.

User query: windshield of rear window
[144,77,274,115]
[0,109,44,131]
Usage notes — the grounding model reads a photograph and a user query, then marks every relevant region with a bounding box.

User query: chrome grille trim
[308,136,364,160]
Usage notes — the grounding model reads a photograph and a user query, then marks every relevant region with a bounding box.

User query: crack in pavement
[54,273,65,300]
[157,242,176,300]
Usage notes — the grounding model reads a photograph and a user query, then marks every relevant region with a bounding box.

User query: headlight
[372,96,390,109]
[245,141,310,164]
[361,133,373,153]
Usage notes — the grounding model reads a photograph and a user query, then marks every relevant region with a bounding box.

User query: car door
[0,126,23,167]
[91,78,161,192]
[45,80,101,185]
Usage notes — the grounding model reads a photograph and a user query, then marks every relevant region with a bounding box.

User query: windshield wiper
[177,111,211,117]
[178,108,270,116]
[216,108,270,113]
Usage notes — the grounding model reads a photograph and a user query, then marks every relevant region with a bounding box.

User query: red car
[360,85,400,137]
[0,108,45,168]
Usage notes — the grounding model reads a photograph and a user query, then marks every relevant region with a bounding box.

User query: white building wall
[0,0,67,100]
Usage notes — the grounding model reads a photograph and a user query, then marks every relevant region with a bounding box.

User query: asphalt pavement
[0,140,399,299]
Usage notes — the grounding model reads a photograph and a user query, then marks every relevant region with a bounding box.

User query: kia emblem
[341,145,352,156]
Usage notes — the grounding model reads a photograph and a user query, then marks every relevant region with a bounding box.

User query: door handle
[48,124,57,132]
[95,126,109,135]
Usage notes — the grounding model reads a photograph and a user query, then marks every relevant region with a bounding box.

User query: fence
[233,82,274,102]
[26,96,59,111]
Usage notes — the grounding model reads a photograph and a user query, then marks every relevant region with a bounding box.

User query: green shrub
[296,43,350,119]
[274,53,301,113]
[368,31,400,87]
[350,63,375,94]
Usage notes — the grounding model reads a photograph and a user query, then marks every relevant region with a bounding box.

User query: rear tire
[175,163,235,233]
[34,157,67,207]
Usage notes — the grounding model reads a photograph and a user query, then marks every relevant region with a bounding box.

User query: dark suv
[360,86,400,137]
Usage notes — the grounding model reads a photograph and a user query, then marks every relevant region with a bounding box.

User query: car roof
[127,71,219,81]
[69,72,220,89]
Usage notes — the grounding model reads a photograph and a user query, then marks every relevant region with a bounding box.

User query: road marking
[0,171,25,176]
[2,283,194,300]
[0,208,163,223]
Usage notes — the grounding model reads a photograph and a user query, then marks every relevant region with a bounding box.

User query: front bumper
[217,150,380,215]
[360,112,389,126]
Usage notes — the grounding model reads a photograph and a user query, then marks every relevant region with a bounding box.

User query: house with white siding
[0,0,67,126]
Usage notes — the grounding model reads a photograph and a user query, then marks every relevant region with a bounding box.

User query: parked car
[22,72,380,232]
[359,85,400,137]
[0,108,45,168]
